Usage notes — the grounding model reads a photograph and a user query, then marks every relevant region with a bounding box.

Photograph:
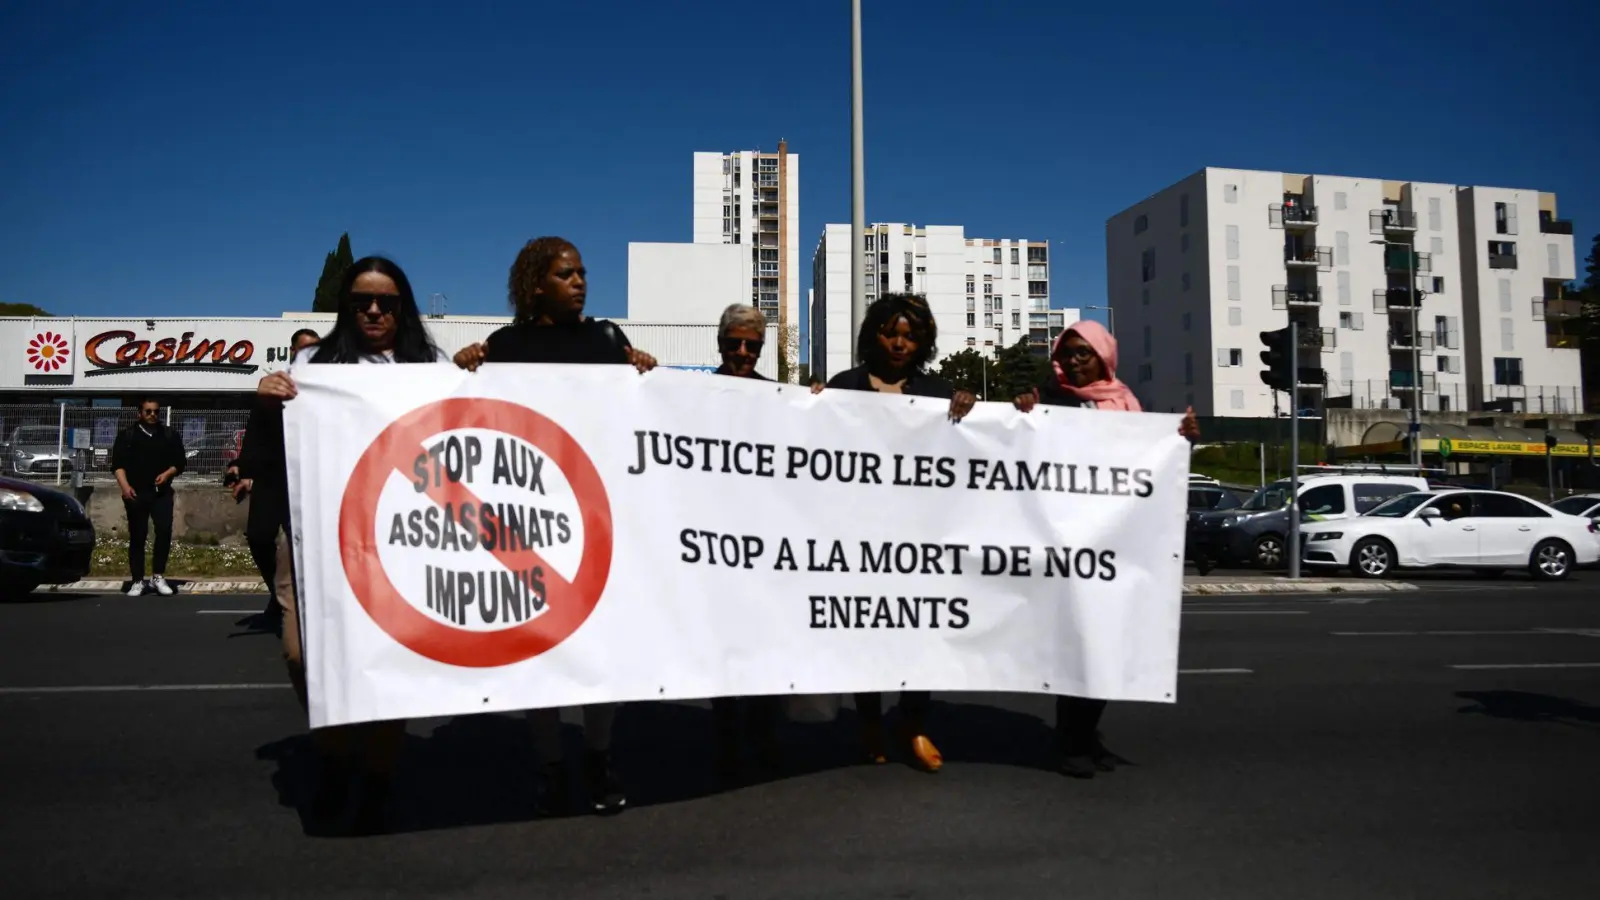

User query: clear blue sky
[2,0,1595,343]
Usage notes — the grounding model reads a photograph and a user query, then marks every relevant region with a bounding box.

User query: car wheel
[1351,538,1396,578]
[1529,540,1573,582]
[1472,569,1504,579]
[1252,535,1284,570]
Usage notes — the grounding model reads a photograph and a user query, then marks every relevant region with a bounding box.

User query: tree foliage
[994,337,1049,401]
[0,302,52,316]
[936,348,988,398]
[312,233,354,313]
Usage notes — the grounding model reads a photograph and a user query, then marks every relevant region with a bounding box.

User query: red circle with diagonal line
[339,398,613,668]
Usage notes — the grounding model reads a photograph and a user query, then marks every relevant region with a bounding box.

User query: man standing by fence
[112,397,186,596]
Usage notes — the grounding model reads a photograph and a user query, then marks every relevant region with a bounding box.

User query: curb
[1183,580,1417,595]
[42,578,1410,596]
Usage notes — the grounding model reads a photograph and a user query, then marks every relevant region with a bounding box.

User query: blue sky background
[2,0,1595,347]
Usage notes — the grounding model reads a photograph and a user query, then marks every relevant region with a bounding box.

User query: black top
[1034,376,1091,409]
[111,422,186,495]
[826,364,954,399]
[714,364,769,380]
[485,319,632,365]
[235,401,289,535]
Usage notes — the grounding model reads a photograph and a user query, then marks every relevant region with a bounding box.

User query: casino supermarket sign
[81,329,258,376]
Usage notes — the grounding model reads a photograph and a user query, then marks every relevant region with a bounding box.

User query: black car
[0,475,95,597]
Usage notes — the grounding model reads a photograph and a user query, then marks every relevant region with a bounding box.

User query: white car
[1551,494,1600,520]
[1301,488,1600,581]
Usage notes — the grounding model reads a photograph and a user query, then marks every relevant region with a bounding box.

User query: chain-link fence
[0,404,251,484]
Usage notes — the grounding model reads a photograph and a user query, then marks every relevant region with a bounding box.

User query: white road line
[1184,605,1305,611]
[1448,662,1600,671]
[0,683,291,696]
[1178,668,1254,675]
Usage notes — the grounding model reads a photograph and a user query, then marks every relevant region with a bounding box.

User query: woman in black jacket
[810,293,975,773]
[453,236,654,817]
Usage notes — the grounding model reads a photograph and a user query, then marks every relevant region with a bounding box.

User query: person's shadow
[255,695,1061,836]
[1456,690,1600,728]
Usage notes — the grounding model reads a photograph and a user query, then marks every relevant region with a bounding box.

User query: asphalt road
[2,582,1598,899]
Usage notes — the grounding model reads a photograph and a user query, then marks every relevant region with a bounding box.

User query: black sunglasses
[718,336,764,355]
[1061,345,1098,361]
[347,292,400,315]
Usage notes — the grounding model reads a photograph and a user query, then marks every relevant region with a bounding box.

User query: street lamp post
[1373,239,1422,468]
[1083,305,1115,335]
[849,0,867,361]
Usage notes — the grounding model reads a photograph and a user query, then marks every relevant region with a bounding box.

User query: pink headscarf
[1050,320,1142,411]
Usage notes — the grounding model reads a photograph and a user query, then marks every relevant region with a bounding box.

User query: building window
[864,234,875,251]
[1181,232,1190,253]
[1547,243,1561,277]
[966,297,975,312]
[1488,241,1517,268]
[966,278,975,294]
[1230,348,1243,366]
[1140,247,1156,282]
[1500,317,1514,353]
[1027,281,1048,296]
[1226,266,1240,302]
[966,313,975,327]
[984,313,994,327]
[1494,202,1517,235]
[1011,310,1020,328]
[993,247,1002,264]
[966,337,976,347]
[984,283,993,295]
[1225,225,1239,261]
[1334,191,1347,211]
[1134,214,1148,235]
[1027,264,1047,279]
[1427,196,1442,231]
[1338,270,1351,305]
[1010,247,1020,264]
[1230,390,1245,410]
[1431,276,1444,294]
[1224,184,1238,204]
[1431,236,1444,256]
[1179,194,1189,227]
[1493,357,1522,386]
[1228,307,1242,326]
[1335,231,1349,266]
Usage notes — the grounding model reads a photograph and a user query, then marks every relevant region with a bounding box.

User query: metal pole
[849,0,867,361]
[1409,247,1421,468]
[55,402,65,485]
[1259,441,1265,489]
[981,357,988,402]
[1288,320,1301,580]
[1546,439,1555,502]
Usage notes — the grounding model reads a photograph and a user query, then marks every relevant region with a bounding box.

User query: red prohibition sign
[339,398,614,668]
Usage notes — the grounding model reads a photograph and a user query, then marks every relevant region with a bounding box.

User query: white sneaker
[150,575,175,596]
[126,580,146,597]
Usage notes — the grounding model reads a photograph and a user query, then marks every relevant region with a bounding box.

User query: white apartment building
[692,142,800,379]
[626,242,749,325]
[1108,167,1581,417]
[808,223,1071,383]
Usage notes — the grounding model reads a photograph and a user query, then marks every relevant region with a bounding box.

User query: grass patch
[89,542,261,579]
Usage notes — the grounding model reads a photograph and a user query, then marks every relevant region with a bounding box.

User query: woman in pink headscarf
[1014,320,1198,779]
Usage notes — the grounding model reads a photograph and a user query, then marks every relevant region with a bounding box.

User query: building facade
[1107,167,1581,416]
[808,223,1070,383]
[625,243,750,326]
[692,142,800,379]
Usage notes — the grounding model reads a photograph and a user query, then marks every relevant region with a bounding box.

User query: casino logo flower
[27,331,71,372]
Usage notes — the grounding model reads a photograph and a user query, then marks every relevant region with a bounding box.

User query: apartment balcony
[1269,202,1317,229]
[1388,330,1436,353]
[1539,212,1574,235]
[1296,367,1328,390]
[1301,327,1335,354]
[1370,209,1418,234]
[1383,247,1431,274]
[1373,287,1423,312]
[1272,285,1322,309]
[1389,370,1437,392]
[1532,297,1584,321]
[1488,252,1518,270]
[1285,246,1333,269]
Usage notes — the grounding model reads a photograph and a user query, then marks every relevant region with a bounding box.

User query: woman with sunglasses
[452,236,654,818]
[809,293,975,773]
[1012,319,1199,779]
[255,255,447,833]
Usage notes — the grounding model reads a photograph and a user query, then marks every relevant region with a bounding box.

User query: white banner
[284,364,1190,729]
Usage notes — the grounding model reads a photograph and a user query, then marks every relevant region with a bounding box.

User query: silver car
[2,426,75,476]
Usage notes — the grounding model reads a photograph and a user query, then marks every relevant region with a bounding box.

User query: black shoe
[535,760,571,818]
[1059,752,1096,779]
[1090,740,1131,772]
[349,774,395,836]
[583,750,626,816]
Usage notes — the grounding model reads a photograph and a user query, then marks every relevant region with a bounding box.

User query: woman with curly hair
[453,237,653,818]
[809,293,976,773]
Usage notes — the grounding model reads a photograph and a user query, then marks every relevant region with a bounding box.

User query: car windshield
[1364,492,1432,518]
[1551,496,1599,515]
[12,427,59,445]
[1239,481,1292,511]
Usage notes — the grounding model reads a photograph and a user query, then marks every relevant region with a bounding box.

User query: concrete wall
[70,480,251,543]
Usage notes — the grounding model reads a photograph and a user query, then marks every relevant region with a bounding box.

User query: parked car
[2,425,77,476]
[0,474,95,597]
[1551,494,1600,520]
[1302,489,1600,581]
[1188,472,1428,571]
[184,432,241,478]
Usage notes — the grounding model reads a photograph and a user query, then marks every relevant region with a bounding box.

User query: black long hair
[856,292,937,374]
[310,256,440,364]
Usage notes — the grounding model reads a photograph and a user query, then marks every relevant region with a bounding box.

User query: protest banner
[283,364,1190,729]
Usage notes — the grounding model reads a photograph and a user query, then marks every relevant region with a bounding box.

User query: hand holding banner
[285,365,1189,729]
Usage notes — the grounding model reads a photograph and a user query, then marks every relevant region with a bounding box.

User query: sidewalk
[38,574,1403,596]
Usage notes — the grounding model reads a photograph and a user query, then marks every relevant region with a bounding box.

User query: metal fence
[1323,381,1584,414]
[0,404,251,484]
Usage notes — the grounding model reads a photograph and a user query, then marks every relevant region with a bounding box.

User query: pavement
[3,581,1599,898]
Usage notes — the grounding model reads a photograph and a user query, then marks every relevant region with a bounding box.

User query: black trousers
[710,695,781,753]
[854,691,931,733]
[1056,695,1108,749]
[124,490,174,581]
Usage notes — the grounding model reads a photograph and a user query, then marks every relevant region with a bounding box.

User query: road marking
[0,683,290,696]
[1448,662,1600,671]
[197,610,261,615]
[1178,668,1254,675]
[1184,605,1305,611]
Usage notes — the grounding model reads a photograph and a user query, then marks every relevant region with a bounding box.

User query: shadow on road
[254,695,1058,835]
[1456,690,1600,728]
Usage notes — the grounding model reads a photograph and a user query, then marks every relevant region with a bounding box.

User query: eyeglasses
[718,336,764,355]
[1061,345,1098,362]
[347,293,400,315]
[139,407,159,416]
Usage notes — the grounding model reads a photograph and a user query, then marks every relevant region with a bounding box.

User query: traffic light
[1259,328,1293,391]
